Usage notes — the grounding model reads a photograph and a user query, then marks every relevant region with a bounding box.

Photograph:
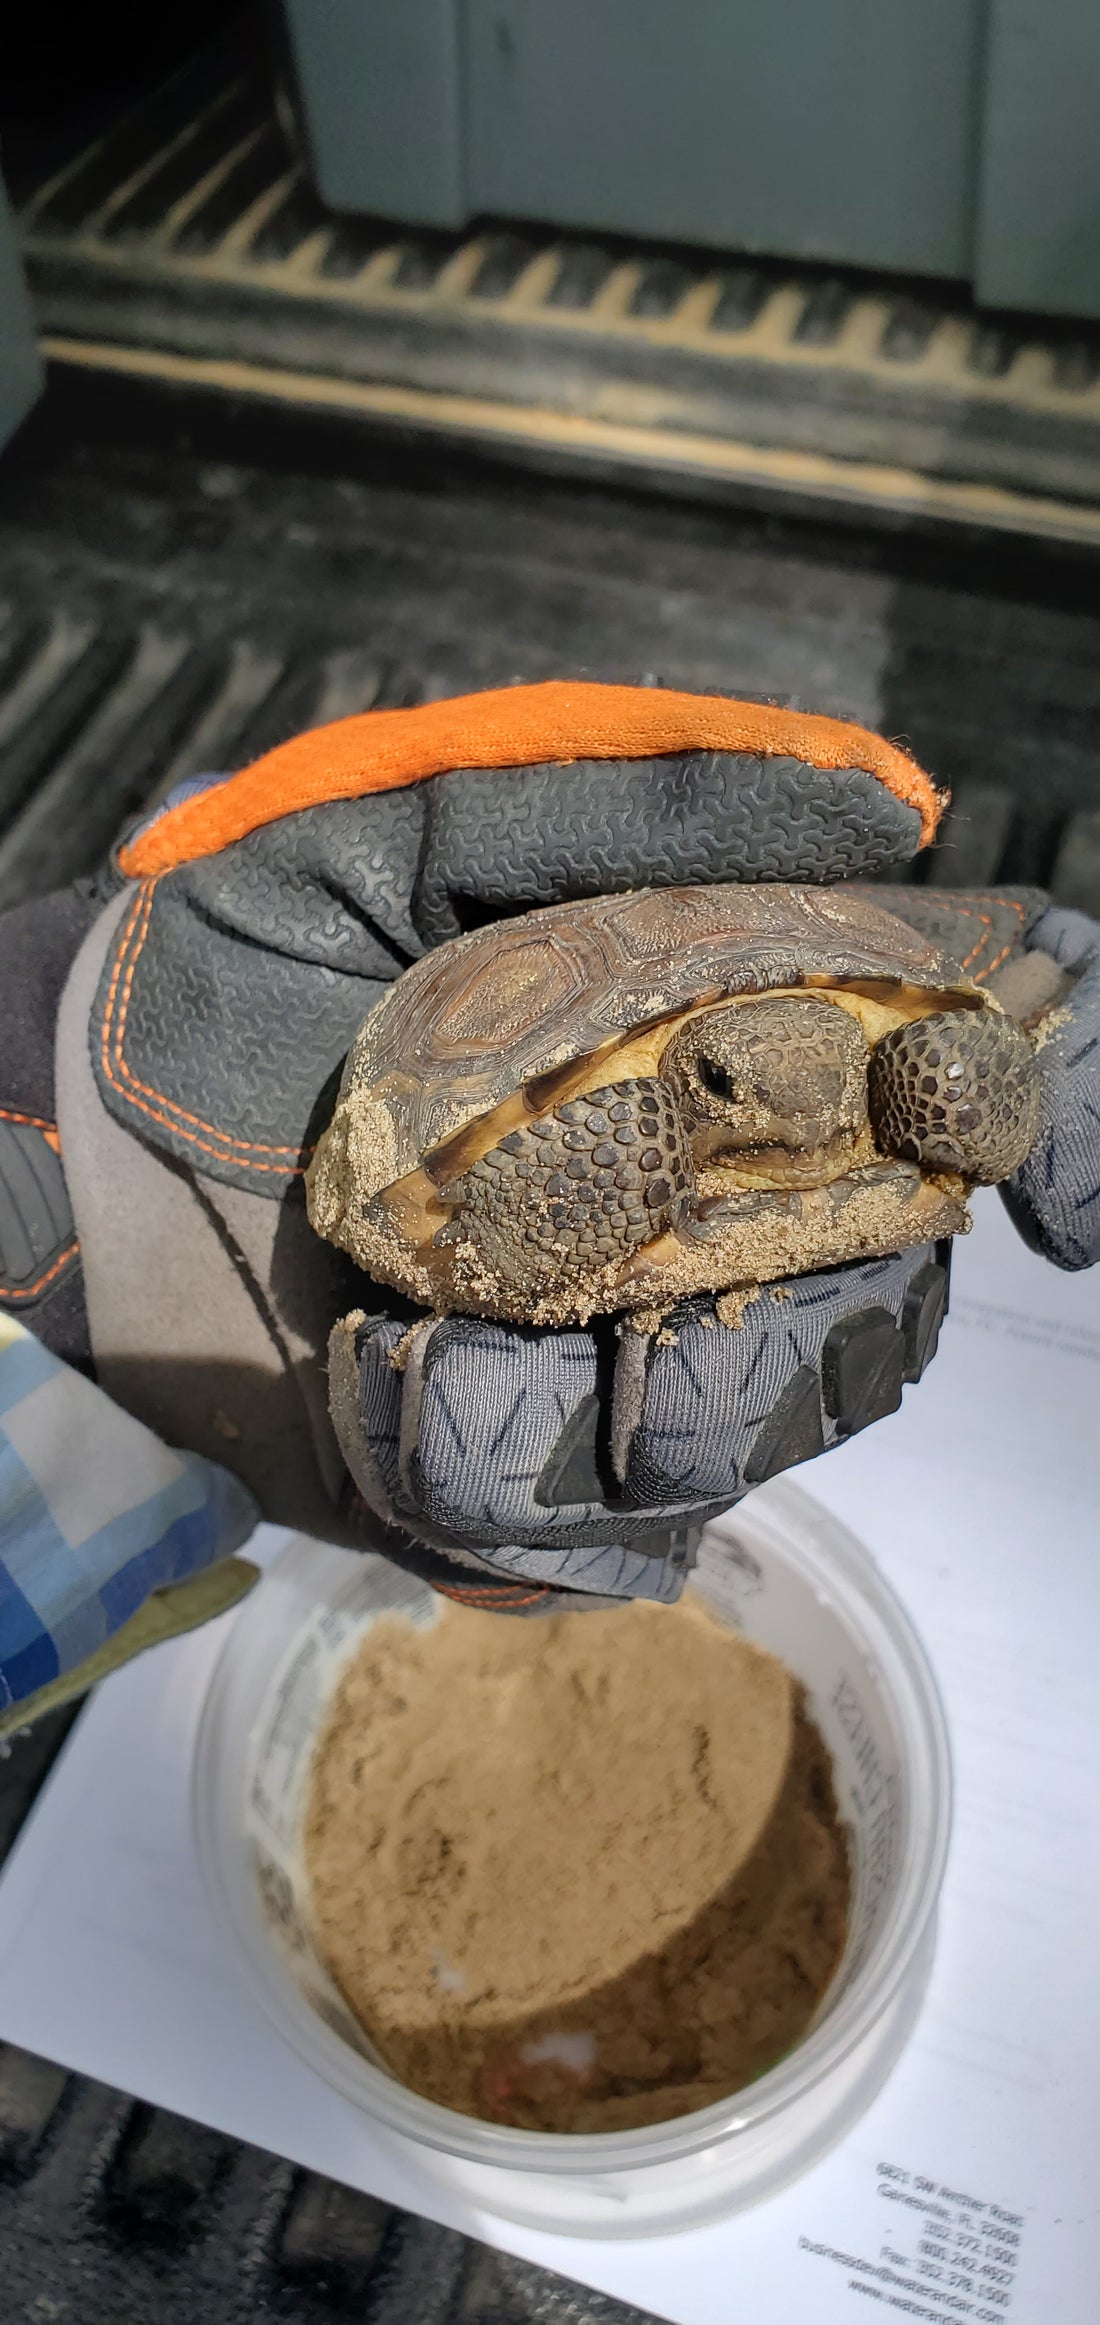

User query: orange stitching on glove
[0,1240,78,1303]
[950,896,1027,977]
[0,1107,53,1132]
[434,1581,554,1610]
[99,881,311,1174]
[974,936,1016,980]
[848,887,1027,984]
[118,682,945,877]
[959,913,994,973]
[0,1108,61,1155]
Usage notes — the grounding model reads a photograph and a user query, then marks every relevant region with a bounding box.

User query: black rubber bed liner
[1,379,1099,918]
[16,38,1100,551]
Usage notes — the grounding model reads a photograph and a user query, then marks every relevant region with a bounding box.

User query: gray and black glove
[4,681,1096,1626]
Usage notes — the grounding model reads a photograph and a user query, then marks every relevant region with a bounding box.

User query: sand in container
[303,1593,851,2134]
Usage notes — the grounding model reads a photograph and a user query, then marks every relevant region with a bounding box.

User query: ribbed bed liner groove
[17,40,1100,547]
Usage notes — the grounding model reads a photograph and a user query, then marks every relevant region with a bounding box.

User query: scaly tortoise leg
[868,1009,1040,1182]
[436,1078,694,1292]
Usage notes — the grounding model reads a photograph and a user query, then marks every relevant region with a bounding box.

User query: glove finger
[339,1310,700,1601]
[414,747,928,945]
[345,1312,411,1524]
[122,684,939,908]
[614,1244,950,1505]
[338,1239,950,1603]
[405,1315,706,1547]
[1001,906,1100,1269]
[343,1312,598,1541]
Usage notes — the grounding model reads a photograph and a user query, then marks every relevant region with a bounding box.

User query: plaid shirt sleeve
[0,1312,258,1713]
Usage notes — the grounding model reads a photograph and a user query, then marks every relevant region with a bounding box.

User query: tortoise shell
[334,882,982,1202]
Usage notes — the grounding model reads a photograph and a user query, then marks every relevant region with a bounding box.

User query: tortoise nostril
[698,1055,734,1100]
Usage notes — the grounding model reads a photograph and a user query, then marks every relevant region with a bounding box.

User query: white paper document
[0,1191,1097,2324]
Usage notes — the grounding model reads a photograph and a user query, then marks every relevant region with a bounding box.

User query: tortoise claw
[867,1008,1041,1183]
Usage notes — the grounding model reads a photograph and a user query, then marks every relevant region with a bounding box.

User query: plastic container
[194,1480,951,2237]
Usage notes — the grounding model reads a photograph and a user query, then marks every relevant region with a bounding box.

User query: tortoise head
[660,995,869,1171]
[662,990,1040,1187]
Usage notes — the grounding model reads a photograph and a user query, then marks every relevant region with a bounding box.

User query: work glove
[1,682,1096,1718]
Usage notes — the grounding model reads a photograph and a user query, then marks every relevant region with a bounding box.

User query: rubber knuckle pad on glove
[618,1245,949,1504]
[342,1312,709,1600]
[369,1316,707,1557]
[346,1243,949,1569]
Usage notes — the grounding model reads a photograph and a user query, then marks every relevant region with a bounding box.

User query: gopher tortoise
[307,883,1039,1326]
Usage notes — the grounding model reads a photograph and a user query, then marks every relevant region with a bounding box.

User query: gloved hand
[327,885,1100,1608]
[1,682,1095,1707]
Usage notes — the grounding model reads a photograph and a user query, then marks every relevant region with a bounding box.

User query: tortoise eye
[698,1055,734,1100]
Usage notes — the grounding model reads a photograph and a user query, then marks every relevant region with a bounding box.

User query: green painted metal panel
[278,1,1100,320]
[976,0,1100,318]
[281,1,985,272]
[464,0,986,276]
[282,0,466,226]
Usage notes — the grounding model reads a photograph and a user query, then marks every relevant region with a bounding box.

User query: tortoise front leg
[868,1009,1040,1182]
[437,1078,694,1299]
